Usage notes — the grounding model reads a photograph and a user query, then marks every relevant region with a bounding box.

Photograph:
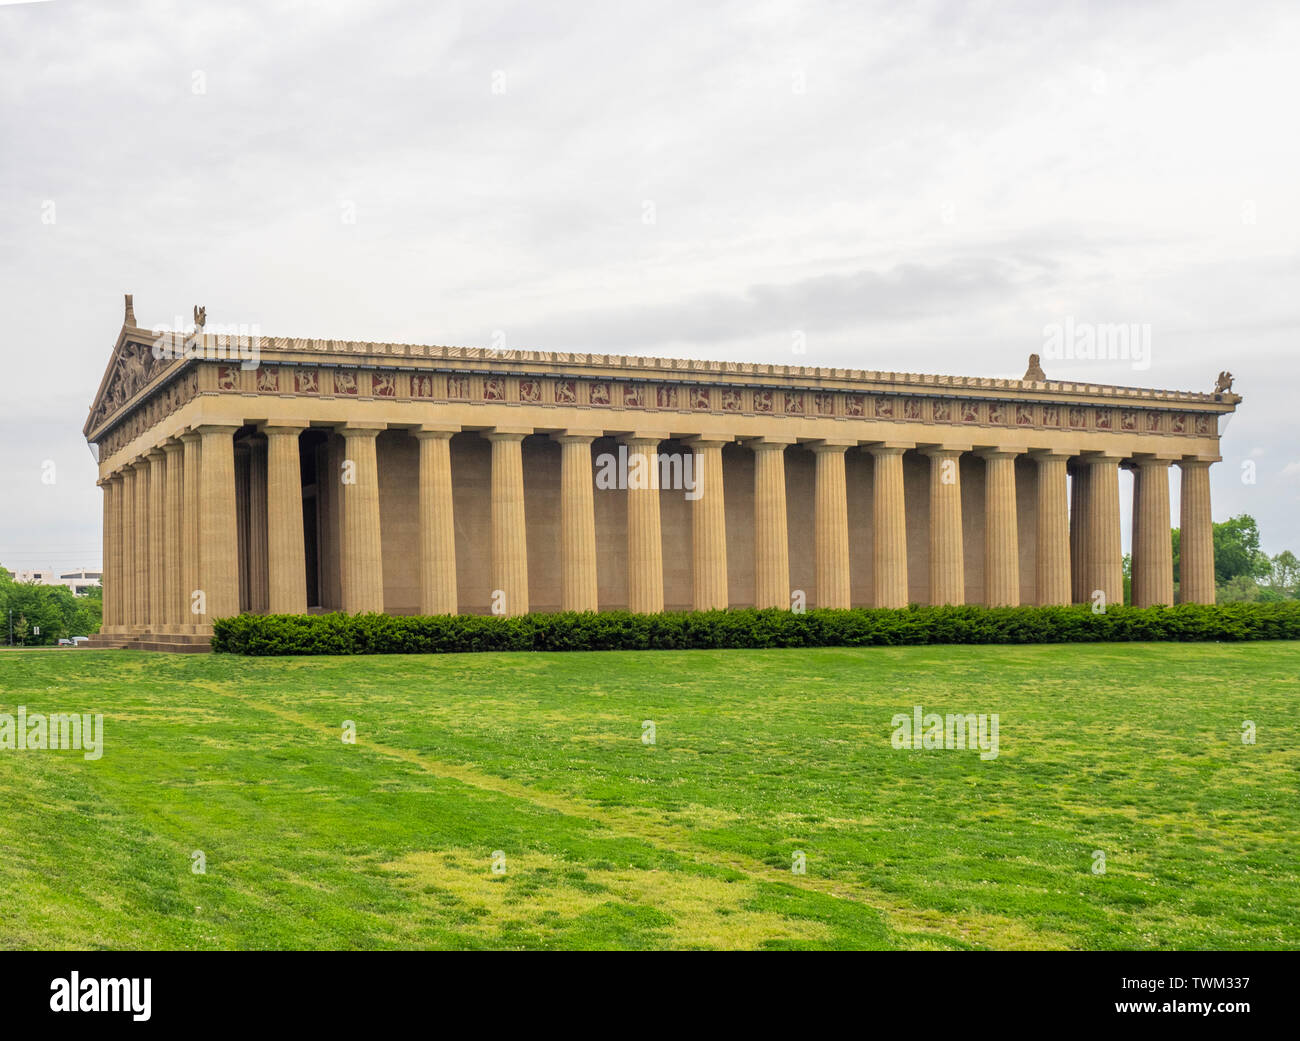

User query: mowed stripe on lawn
[1,642,1296,949]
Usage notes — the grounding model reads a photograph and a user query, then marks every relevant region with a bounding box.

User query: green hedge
[211,602,1300,656]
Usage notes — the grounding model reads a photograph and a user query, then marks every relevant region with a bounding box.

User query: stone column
[1178,458,1216,604]
[265,425,309,614]
[121,464,138,631]
[1070,463,1092,604]
[147,448,166,630]
[247,438,269,614]
[109,475,125,632]
[687,438,729,611]
[556,432,599,613]
[981,449,1022,607]
[752,439,792,610]
[99,478,116,633]
[197,425,240,625]
[339,427,385,614]
[923,447,966,606]
[1032,451,1071,606]
[415,428,458,615]
[1085,455,1124,608]
[869,444,910,608]
[812,442,851,609]
[487,430,529,616]
[162,440,184,630]
[180,432,202,630]
[136,459,153,629]
[1131,457,1174,607]
[624,434,665,614]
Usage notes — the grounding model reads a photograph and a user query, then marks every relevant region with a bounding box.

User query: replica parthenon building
[86,297,1240,647]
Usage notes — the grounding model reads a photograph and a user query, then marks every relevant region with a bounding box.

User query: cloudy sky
[2,0,1297,573]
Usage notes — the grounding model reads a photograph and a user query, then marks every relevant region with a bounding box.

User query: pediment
[83,325,186,440]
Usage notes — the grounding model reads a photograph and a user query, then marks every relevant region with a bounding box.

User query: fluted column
[982,449,1022,607]
[624,434,664,614]
[556,432,599,612]
[99,478,116,633]
[147,449,166,630]
[132,458,151,631]
[339,427,385,614]
[1085,455,1123,607]
[1132,457,1174,607]
[812,443,851,609]
[1178,458,1216,604]
[1070,463,1092,604]
[869,444,909,608]
[415,428,458,615]
[197,425,240,624]
[923,447,965,606]
[487,430,529,616]
[109,476,124,632]
[687,438,729,611]
[247,439,269,614]
[1033,451,1071,605]
[121,465,138,631]
[162,441,184,630]
[265,425,308,614]
[180,432,202,630]
[752,439,792,609]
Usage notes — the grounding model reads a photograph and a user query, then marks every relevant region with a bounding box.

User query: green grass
[0,642,1296,950]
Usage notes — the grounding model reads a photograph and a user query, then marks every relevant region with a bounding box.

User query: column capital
[743,436,790,452]
[484,427,531,442]
[553,428,603,444]
[1179,454,1220,467]
[145,446,166,462]
[412,426,458,441]
[161,439,184,456]
[620,430,670,445]
[1080,452,1124,464]
[808,439,855,453]
[261,422,309,436]
[1029,448,1073,461]
[919,443,971,458]
[682,435,733,448]
[975,447,1025,460]
[191,423,241,436]
[1129,453,1178,467]
[867,442,912,457]
[338,425,385,438]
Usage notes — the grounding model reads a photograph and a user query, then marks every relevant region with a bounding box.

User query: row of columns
[99,426,1220,631]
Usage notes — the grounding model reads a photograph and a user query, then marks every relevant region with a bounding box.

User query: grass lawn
[0,642,1296,950]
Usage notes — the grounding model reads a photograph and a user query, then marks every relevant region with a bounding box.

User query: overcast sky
[2,0,1297,573]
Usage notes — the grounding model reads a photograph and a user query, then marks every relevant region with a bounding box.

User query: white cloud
[2,0,1299,565]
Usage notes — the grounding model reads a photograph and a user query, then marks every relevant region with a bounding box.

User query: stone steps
[85,632,213,653]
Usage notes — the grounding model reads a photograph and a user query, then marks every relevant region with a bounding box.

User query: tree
[1173,514,1269,586]
[0,568,102,644]
[1267,550,1300,597]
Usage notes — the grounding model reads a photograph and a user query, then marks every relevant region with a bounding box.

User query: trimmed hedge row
[211,602,1300,656]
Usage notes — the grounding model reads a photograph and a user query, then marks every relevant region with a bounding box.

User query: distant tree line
[0,568,102,645]
[1124,514,1297,604]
